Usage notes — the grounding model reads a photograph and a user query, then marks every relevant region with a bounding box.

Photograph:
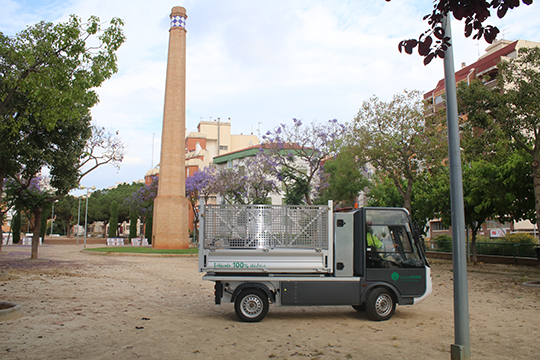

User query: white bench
[106,238,124,246]
[130,238,149,246]
[2,234,13,245]
[22,236,42,245]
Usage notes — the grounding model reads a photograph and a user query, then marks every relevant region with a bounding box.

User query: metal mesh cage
[203,204,329,249]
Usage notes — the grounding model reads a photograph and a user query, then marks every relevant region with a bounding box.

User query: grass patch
[83,247,198,254]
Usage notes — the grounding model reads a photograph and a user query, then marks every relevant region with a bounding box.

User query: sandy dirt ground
[1,244,539,360]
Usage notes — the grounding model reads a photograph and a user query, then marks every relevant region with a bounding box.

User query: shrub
[434,234,452,252]
[475,234,490,243]
[502,232,538,244]
[477,232,538,257]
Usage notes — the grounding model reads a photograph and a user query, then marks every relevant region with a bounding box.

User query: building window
[220,145,228,151]
[227,161,232,169]
[434,94,444,105]
[432,222,449,231]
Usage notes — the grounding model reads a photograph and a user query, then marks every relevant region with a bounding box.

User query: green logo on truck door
[391,271,421,282]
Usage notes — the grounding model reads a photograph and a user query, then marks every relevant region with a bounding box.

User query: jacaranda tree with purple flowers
[213,155,278,205]
[260,118,345,205]
[185,167,217,240]
[125,176,158,240]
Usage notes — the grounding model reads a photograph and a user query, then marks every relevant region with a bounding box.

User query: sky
[2,0,540,195]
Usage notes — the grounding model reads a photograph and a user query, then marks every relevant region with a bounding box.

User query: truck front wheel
[234,289,269,322]
[366,288,396,321]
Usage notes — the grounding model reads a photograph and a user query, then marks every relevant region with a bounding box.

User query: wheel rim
[375,294,393,317]
[240,294,263,318]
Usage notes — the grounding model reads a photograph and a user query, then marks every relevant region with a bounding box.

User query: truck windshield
[366,209,423,268]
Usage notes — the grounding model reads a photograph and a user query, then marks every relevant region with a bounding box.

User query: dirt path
[1,245,539,359]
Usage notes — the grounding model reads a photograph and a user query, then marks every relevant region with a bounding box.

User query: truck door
[364,208,427,297]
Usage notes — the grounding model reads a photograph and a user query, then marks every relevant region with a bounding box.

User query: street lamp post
[80,185,96,248]
[77,196,81,245]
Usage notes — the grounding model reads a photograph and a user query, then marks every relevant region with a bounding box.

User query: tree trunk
[471,226,479,266]
[102,220,109,238]
[31,207,43,259]
[67,217,73,238]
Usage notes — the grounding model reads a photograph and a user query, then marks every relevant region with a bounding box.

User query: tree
[280,168,310,205]
[3,175,53,257]
[12,207,21,244]
[366,172,436,235]
[392,0,534,64]
[0,15,125,254]
[318,151,370,207]
[185,168,216,238]
[428,149,533,264]
[109,201,119,238]
[125,177,158,238]
[78,125,125,178]
[213,156,278,205]
[458,47,540,226]
[261,118,345,205]
[81,182,141,238]
[348,89,446,213]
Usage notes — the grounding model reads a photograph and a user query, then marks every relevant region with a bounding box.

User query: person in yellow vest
[366,226,383,250]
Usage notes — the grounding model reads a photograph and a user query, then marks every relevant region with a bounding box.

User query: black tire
[234,289,269,322]
[366,288,396,321]
[352,304,365,312]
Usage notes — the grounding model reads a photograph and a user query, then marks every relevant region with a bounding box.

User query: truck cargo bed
[199,203,333,273]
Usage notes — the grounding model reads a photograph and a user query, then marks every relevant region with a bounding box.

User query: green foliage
[318,151,369,207]
[12,209,21,244]
[349,89,446,213]
[84,182,142,237]
[108,201,119,238]
[366,175,403,208]
[366,172,433,235]
[282,169,309,205]
[502,232,538,245]
[458,46,540,226]
[129,212,137,240]
[476,235,490,243]
[0,15,125,257]
[40,202,51,238]
[433,234,452,252]
[145,214,153,244]
[0,15,125,133]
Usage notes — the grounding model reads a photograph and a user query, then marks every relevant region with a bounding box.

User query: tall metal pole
[442,15,471,360]
[84,195,89,249]
[77,197,81,245]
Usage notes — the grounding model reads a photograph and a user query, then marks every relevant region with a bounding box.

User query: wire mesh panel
[203,204,329,249]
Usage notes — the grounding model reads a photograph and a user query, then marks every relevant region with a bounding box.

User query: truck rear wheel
[366,288,396,321]
[234,289,269,322]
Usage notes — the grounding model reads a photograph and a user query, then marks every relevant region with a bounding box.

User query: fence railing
[424,240,539,258]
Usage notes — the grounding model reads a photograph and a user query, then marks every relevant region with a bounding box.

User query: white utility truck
[198,201,432,322]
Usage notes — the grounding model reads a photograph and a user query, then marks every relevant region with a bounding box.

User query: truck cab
[199,203,432,322]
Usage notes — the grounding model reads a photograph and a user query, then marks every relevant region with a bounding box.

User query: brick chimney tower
[152,6,190,249]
